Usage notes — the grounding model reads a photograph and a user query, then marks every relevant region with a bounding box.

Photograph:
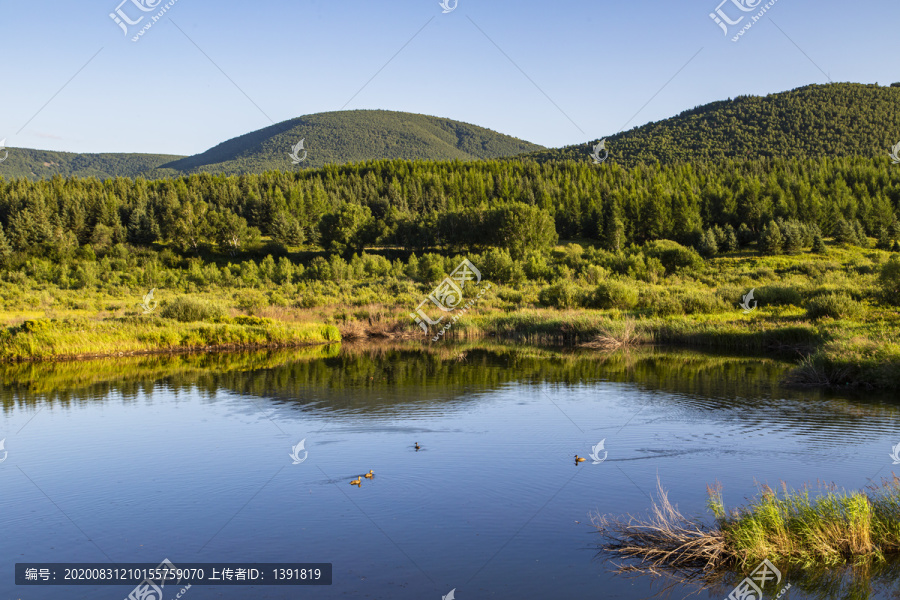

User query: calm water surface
[2,345,899,600]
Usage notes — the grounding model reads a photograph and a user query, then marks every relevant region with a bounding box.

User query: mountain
[0,110,543,180]
[4,84,900,180]
[522,83,900,166]
[157,110,545,174]
[0,147,183,180]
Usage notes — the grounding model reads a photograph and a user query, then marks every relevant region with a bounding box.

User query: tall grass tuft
[595,476,900,574]
[160,297,227,322]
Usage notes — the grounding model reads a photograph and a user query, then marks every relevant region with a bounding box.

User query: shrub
[756,285,803,307]
[498,289,524,305]
[643,240,704,274]
[678,289,728,314]
[805,293,864,320]
[880,256,900,304]
[160,297,227,322]
[305,256,332,281]
[591,281,639,310]
[538,281,582,309]
[480,248,525,284]
[235,290,268,313]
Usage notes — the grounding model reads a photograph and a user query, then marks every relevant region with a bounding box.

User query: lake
[2,344,899,599]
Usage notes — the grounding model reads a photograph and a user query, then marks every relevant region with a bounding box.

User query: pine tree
[698,228,719,257]
[737,223,755,247]
[833,217,859,246]
[758,220,783,255]
[602,200,625,252]
[811,232,827,253]
[722,224,739,253]
[0,223,12,262]
[877,227,892,250]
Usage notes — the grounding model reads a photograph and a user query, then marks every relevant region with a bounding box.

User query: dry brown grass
[592,479,729,576]
[580,318,641,350]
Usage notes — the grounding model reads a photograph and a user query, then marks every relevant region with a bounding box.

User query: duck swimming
[350,477,361,486]
[574,455,586,463]
[364,470,374,479]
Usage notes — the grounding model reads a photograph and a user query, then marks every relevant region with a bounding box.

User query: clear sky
[2,0,898,156]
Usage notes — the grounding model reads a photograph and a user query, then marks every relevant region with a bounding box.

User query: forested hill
[0,148,183,180]
[522,83,900,166]
[0,111,543,180]
[157,110,545,174]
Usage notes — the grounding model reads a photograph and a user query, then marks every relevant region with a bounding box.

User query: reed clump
[580,318,642,350]
[594,476,900,574]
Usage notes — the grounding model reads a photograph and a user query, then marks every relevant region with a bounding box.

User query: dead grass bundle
[581,318,641,350]
[592,479,730,576]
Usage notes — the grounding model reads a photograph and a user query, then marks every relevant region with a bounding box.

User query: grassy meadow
[1,234,898,389]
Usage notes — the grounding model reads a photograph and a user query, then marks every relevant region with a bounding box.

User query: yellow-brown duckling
[574,455,586,463]
[350,477,362,486]
[415,442,421,450]
[364,470,374,479]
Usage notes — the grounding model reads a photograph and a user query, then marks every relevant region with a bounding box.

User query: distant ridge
[0,110,544,180]
[3,83,900,180]
[521,83,900,166]
[0,148,183,180]
[158,109,546,174]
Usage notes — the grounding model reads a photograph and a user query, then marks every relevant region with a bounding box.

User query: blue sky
[1,0,897,156]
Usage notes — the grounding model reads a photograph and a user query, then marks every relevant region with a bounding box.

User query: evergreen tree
[721,224,739,253]
[758,220,783,255]
[271,211,306,248]
[698,228,719,257]
[811,232,827,253]
[853,219,869,248]
[877,227,892,250]
[0,223,12,263]
[833,217,859,246]
[737,223,755,247]
[780,219,803,253]
[602,200,626,252]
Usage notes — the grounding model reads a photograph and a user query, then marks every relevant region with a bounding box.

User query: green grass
[2,238,900,386]
[0,315,339,361]
[595,477,900,575]
[710,479,900,568]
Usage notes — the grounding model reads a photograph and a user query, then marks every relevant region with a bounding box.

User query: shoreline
[3,311,895,391]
